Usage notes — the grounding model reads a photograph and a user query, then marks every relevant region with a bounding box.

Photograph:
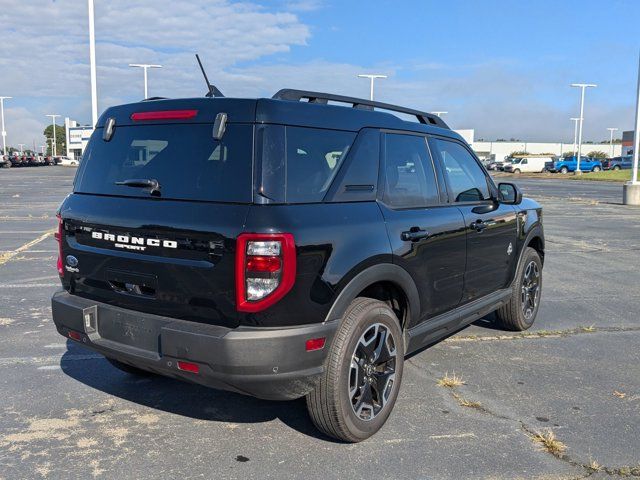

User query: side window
[521,158,528,165]
[430,138,490,203]
[285,127,355,203]
[383,133,439,208]
[329,129,380,202]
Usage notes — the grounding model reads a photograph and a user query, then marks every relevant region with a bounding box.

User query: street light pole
[570,117,581,156]
[357,74,387,101]
[570,83,597,174]
[88,0,98,127]
[129,64,163,99]
[606,128,619,158]
[46,114,60,157]
[0,96,11,155]
[431,111,448,117]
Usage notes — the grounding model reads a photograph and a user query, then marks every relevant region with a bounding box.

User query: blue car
[546,156,603,173]
[609,155,633,170]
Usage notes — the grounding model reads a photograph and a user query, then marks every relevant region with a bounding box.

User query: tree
[587,150,607,159]
[563,151,576,158]
[43,124,66,156]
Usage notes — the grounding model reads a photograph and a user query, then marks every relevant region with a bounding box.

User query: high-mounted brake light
[55,214,64,276]
[235,233,296,313]
[130,109,198,121]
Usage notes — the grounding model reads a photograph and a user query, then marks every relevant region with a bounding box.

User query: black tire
[106,357,154,376]
[513,168,521,174]
[592,166,601,172]
[495,247,542,331]
[613,165,621,171]
[306,297,404,442]
[560,166,569,174]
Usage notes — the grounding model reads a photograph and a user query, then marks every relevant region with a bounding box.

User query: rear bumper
[51,291,337,400]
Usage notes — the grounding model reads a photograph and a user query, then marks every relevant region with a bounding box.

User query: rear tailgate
[60,195,248,328]
[60,101,256,328]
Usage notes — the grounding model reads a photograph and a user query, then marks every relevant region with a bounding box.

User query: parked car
[58,156,79,167]
[486,160,503,171]
[609,155,633,170]
[545,156,602,173]
[44,155,56,166]
[499,157,516,171]
[1,155,11,168]
[51,89,545,442]
[503,156,553,174]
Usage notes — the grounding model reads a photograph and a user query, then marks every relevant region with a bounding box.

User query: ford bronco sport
[52,88,544,442]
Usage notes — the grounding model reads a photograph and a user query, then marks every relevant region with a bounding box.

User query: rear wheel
[592,166,601,172]
[613,165,621,171]
[106,357,153,376]
[560,166,569,174]
[495,247,542,331]
[307,298,404,442]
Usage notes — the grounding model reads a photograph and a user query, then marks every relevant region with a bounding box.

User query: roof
[95,94,460,141]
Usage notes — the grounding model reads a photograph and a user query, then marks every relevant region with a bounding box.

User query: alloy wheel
[521,260,541,320]
[349,323,397,421]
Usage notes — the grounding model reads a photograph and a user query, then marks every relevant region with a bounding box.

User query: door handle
[470,220,488,232]
[401,228,430,242]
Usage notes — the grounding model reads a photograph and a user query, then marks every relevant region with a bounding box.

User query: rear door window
[383,133,439,208]
[75,124,253,203]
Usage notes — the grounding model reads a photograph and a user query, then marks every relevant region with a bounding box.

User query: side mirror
[498,182,522,205]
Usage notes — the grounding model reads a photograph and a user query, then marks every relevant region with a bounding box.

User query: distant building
[456,129,623,160]
[65,118,94,159]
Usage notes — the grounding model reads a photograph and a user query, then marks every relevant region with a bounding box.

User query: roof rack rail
[142,97,168,102]
[272,89,449,128]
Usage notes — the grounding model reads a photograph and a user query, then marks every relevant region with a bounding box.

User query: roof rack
[272,89,449,129]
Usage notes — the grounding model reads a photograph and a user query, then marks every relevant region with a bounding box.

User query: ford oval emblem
[66,255,78,267]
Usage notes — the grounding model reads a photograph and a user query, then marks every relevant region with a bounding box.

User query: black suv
[52,89,544,442]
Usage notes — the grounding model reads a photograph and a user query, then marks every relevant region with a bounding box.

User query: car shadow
[60,339,339,442]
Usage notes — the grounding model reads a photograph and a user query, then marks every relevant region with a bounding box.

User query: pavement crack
[446,325,640,343]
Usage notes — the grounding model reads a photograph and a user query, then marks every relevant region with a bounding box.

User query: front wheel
[592,166,601,172]
[495,247,542,331]
[560,166,569,174]
[307,298,404,442]
[613,165,621,171]
[513,168,521,174]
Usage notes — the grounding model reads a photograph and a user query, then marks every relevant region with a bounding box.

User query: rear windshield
[75,124,253,203]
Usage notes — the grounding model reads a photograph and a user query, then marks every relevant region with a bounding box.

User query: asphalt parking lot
[1,167,639,479]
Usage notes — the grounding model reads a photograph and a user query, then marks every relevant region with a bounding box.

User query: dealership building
[65,118,94,159]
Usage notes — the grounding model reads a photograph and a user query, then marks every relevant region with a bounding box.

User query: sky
[0,0,638,149]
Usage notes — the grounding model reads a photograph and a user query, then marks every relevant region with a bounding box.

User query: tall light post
[570,83,597,174]
[570,117,581,156]
[431,111,448,117]
[0,96,11,155]
[129,64,163,99]
[357,74,387,101]
[46,114,60,157]
[624,51,640,205]
[606,128,619,158]
[88,0,98,127]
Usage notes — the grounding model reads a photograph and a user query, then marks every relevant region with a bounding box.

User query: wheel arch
[324,263,420,330]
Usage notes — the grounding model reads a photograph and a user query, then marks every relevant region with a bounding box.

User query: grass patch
[451,392,482,409]
[580,325,596,333]
[588,458,601,472]
[437,372,465,388]
[566,169,636,182]
[613,390,626,399]
[531,429,567,457]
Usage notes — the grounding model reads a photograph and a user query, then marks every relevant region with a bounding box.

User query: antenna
[195,54,224,98]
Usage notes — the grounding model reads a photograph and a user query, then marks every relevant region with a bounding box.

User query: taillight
[235,233,296,313]
[55,214,64,276]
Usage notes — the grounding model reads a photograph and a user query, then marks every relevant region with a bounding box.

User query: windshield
[75,124,253,203]
[511,158,523,164]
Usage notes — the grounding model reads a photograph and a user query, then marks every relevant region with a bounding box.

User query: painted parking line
[0,228,56,266]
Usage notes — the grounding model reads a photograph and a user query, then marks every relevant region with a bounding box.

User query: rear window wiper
[115,178,161,196]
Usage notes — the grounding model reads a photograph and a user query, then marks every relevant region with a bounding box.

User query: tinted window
[383,133,438,208]
[257,125,356,203]
[330,129,380,202]
[431,139,490,202]
[76,124,252,202]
